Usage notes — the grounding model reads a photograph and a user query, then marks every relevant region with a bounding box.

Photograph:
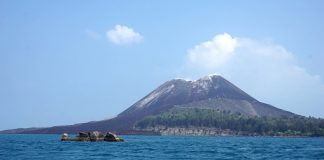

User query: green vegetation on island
[135,107,324,137]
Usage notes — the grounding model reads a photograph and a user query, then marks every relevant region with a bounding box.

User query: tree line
[135,107,324,136]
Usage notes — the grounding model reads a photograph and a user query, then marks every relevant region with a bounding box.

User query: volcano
[0,75,295,134]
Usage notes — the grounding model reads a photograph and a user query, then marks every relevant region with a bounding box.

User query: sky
[1,0,324,130]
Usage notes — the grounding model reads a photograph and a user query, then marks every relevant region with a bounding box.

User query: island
[1,75,324,137]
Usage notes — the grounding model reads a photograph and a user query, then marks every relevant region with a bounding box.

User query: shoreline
[133,126,323,138]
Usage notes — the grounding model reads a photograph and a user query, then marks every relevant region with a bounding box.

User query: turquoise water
[0,135,323,160]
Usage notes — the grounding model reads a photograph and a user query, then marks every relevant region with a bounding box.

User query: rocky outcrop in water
[61,131,124,142]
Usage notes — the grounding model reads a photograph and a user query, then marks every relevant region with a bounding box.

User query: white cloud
[106,25,143,45]
[188,33,237,69]
[183,33,324,118]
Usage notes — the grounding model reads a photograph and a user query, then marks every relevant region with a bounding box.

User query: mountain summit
[0,75,295,134]
[120,75,292,120]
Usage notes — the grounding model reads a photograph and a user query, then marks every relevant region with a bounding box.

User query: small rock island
[61,131,124,142]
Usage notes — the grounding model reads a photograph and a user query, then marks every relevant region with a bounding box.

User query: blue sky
[1,0,324,130]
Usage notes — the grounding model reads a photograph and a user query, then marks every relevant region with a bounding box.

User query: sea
[0,134,323,160]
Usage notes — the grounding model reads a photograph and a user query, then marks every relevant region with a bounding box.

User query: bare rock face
[90,131,104,141]
[104,132,124,142]
[136,126,259,136]
[61,133,69,141]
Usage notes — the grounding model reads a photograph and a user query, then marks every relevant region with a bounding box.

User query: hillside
[135,107,324,136]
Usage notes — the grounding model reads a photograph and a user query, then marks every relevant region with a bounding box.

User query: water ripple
[0,135,324,159]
